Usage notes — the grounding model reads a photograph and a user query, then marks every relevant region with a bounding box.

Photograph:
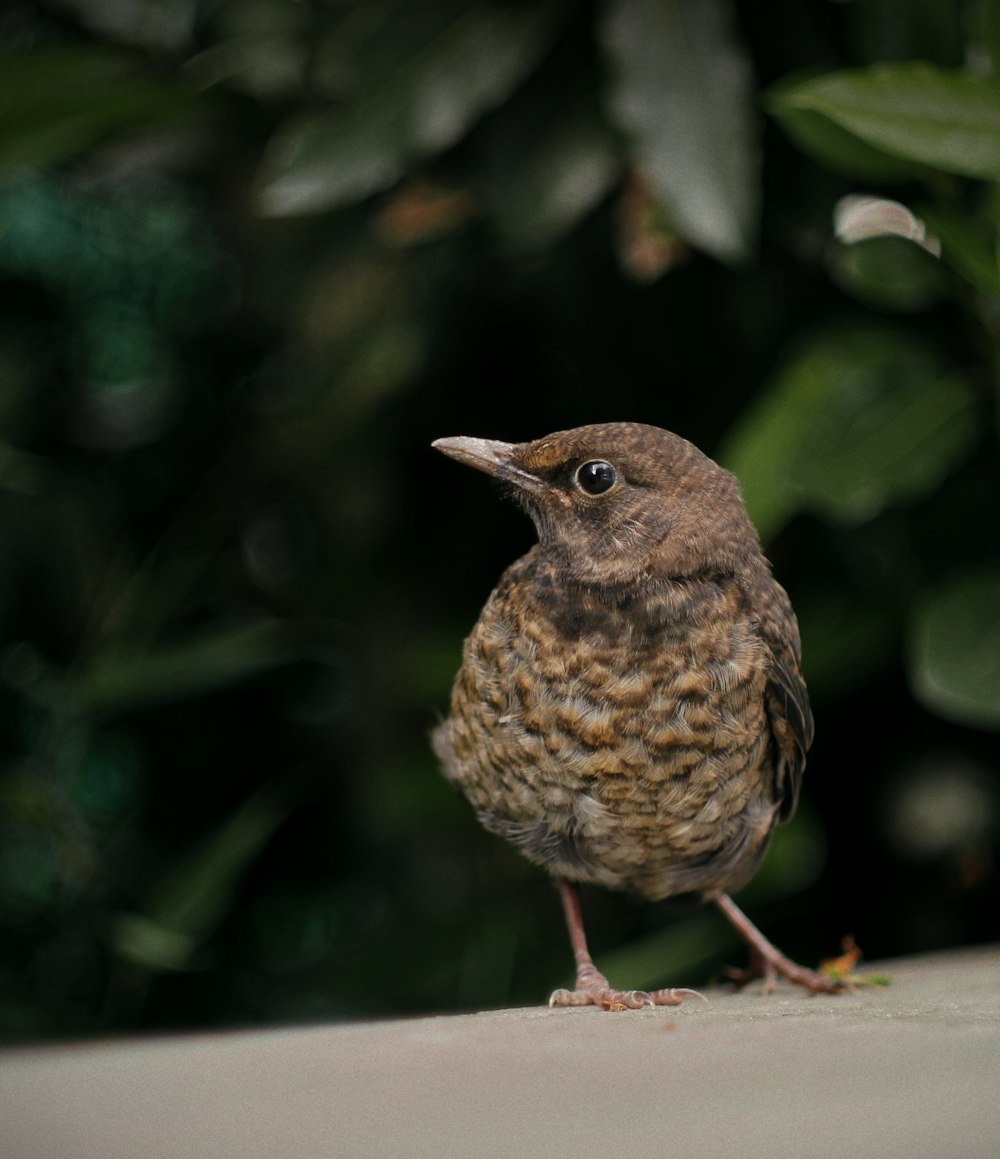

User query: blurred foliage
[0,0,998,1042]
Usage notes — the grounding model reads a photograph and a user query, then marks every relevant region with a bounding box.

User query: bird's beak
[432,436,546,496]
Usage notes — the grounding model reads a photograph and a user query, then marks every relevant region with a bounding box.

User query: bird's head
[433,422,761,589]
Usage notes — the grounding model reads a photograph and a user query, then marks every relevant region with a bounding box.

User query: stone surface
[2,945,998,1159]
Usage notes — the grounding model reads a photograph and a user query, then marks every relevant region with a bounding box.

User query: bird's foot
[723,945,842,995]
[548,985,702,1011]
[549,964,706,1011]
[713,892,845,996]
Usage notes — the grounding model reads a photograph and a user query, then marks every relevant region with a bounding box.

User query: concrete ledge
[3,945,998,1159]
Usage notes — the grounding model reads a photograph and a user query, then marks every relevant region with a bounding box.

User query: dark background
[0,0,997,1041]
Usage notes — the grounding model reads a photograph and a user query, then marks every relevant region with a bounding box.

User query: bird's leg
[548,880,703,1011]
[713,891,842,994]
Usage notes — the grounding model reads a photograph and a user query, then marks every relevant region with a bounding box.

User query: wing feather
[752,574,814,823]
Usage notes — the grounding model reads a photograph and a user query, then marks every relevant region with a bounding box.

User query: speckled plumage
[433,423,833,1009]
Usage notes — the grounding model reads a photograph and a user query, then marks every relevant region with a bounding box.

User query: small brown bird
[432,422,840,1010]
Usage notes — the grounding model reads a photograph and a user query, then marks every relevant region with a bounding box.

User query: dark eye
[575,459,618,496]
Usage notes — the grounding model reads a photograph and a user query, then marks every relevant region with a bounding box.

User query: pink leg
[548,880,705,1011]
[713,891,842,994]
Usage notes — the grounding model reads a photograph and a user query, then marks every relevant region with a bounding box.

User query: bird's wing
[755,579,814,823]
[764,653,813,821]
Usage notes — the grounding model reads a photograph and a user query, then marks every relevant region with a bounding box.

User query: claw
[551,982,706,1012]
[655,987,710,1007]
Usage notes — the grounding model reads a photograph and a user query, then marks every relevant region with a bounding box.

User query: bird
[431,421,841,1010]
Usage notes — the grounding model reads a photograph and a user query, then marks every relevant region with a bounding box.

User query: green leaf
[0,47,202,173]
[719,326,979,540]
[113,783,296,971]
[256,1,567,216]
[767,74,920,182]
[486,98,619,255]
[71,619,306,714]
[918,204,1000,294]
[600,0,759,264]
[829,235,945,313]
[771,64,1000,180]
[56,0,200,53]
[908,568,1000,729]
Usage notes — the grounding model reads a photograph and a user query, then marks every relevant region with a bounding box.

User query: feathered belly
[434,621,776,899]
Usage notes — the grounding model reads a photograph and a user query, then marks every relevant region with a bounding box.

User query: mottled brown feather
[432,423,813,903]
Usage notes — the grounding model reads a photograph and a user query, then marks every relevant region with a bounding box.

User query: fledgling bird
[432,422,840,1010]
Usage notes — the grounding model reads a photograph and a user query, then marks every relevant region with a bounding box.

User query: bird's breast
[435,562,776,898]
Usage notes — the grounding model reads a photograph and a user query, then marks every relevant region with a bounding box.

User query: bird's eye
[575,459,618,496]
